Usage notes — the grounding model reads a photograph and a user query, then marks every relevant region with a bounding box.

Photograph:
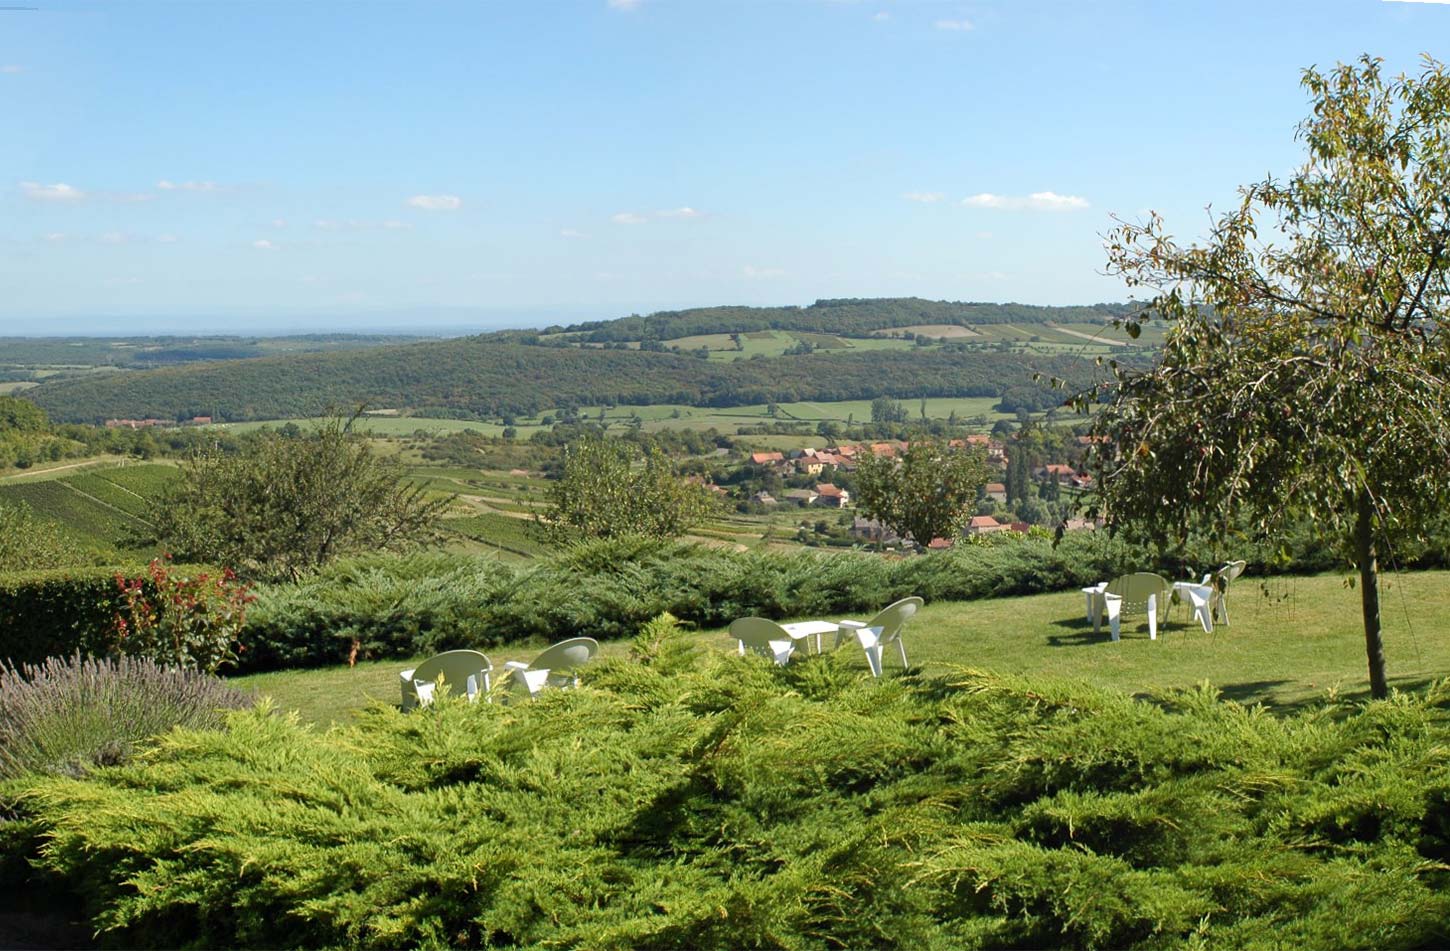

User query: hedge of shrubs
[5,618,1448,949]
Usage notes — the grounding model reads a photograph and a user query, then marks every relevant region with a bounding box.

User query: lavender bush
[0,654,252,779]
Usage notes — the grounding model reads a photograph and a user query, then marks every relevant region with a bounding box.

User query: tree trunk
[1355,490,1388,700]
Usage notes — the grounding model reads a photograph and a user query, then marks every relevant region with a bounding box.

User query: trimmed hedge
[0,564,213,667]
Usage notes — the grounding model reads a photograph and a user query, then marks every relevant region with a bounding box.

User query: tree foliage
[854,439,990,546]
[151,416,451,582]
[540,436,715,541]
[1086,55,1450,697]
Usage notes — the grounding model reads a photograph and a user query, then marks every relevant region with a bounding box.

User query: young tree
[854,439,989,548]
[1085,56,1450,698]
[152,416,451,582]
[870,397,908,425]
[540,435,715,541]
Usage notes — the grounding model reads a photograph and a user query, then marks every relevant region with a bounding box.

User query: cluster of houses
[739,436,1102,547]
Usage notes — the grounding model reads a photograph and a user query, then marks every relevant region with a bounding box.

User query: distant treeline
[0,334,424,370]
[22,337,1131,423]
[528,297,1138,343]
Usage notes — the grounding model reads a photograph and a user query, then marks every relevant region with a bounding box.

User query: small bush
[0,653,252,780]
[113,558,255,674]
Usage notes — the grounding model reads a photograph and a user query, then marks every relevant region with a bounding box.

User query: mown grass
[230,569,1450,725]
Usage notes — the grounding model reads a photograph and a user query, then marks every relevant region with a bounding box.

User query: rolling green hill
[534,296,1138,342]
[22,299,1149,424]
[0,463,180,554]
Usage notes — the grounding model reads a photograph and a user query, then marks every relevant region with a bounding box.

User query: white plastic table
[779,620,843,654]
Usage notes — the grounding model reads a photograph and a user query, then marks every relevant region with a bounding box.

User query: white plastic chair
[728,617,797,666]
[400,649,493,711]
[1084,573,1171,641]
[503,637,600,699]
[1205,560,1246,626]
[835,596,924,676]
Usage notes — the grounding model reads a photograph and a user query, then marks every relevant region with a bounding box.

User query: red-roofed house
[966,515,1006,535]
[984,482,1007,503]
[814,483,850,507]
[1037,464,1077,483]
[750,451,784,466]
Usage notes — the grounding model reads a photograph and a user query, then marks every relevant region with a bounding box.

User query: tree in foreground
[541,435,715,541]
[1084,55,1450,698]
[152,416,451,582]
[854,438,989,548]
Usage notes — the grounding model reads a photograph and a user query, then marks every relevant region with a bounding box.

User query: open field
[871,323,980,338]
[230,569,1450,725]
[207,394,1036,441]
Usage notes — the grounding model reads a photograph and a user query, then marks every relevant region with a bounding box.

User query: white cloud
[975,230,993,239]
[99,231,130,245]
[560,228,589,239]
[873,11,890,21]
[252,239,278,251]
[156,179,220,192]
[0,65,23,74]
[962,190,1089,211]
[42,233,65,243]
[271,218,288,228]
[607,0,642,9]
[611,212,647,224]
[903,191,945,203]
[382,219,409,230]
[20,181,85,202]
[743,265,786,279]
[657,206,702,218]
[934,18,973,30]
[406,193,462,211]
[115,192,156,203]
[156,233,179,244]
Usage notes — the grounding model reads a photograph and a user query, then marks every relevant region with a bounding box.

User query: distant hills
[21,298,1150,424]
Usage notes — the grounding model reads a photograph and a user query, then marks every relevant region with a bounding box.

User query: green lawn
[229,569,1450,725]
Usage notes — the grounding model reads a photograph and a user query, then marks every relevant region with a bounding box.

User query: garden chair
[400,649,493,711]
[1205,560,1247,626]
[729,617,797,667]
[503,637,600,700]
[1084,573,1171,641]
[834,596,924,677]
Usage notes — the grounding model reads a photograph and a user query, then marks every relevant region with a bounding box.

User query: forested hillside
[24,338,1125,423]
[532,297,1136,342]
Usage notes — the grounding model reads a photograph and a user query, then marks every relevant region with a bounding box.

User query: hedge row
[235,525,1450,673]
[0,564,211,667]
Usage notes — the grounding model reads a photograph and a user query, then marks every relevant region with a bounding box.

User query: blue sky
[2,0,1448,334]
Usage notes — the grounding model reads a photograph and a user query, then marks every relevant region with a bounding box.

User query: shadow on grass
[1044,617,1164,647]
[1209,674,1442,714]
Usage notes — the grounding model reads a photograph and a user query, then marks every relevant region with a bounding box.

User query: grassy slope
[230,568,1450,724]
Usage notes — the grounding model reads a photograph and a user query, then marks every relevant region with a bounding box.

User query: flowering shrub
[114,558,254,674]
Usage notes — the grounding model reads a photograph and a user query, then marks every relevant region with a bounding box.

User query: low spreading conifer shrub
[6,616,1450,948]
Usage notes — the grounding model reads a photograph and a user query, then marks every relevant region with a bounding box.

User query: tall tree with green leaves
[541,436,715,541]
[1084,55,1450,698]
[854,439,989,548]
[153,416,450,582]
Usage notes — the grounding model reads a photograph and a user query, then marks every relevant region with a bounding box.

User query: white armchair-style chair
[1206,560,1247,626]
[729,617,797,667]
[834,596,924,677]
[400,649,494,711]
[503,637,600,700]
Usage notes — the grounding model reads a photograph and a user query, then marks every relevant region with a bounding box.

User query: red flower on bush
[112,560,254,674]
